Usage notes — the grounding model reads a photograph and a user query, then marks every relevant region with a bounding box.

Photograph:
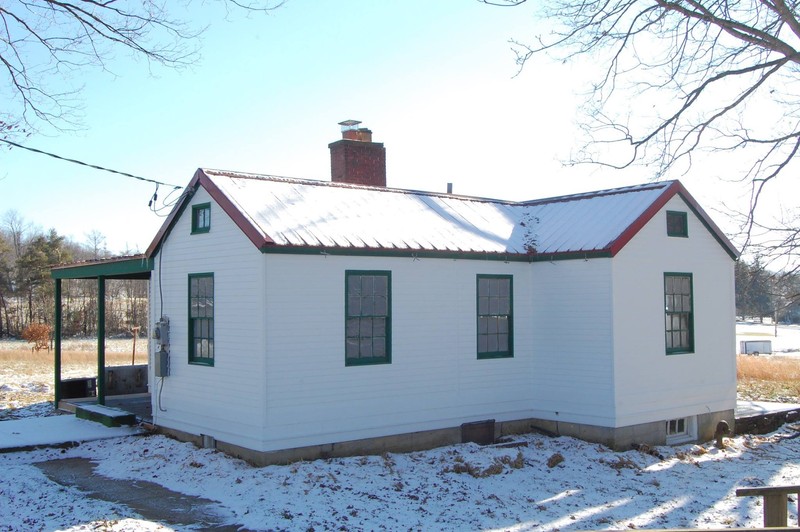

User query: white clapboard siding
[611,196,736,427]
[259,254,535,451]
[529,258,617,426]
[149,187,268,450]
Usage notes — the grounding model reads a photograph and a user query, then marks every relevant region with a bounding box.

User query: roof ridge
[521,180,674,206]
[201,168,520,206]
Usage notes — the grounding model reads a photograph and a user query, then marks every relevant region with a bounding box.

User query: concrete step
[75,404,137,428]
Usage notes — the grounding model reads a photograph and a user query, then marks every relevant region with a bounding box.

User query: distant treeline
[0,211,147,339]
[2,211,798,338]
[736,259,800,324]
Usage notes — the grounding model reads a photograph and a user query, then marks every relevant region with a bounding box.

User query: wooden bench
[736,485,800,527]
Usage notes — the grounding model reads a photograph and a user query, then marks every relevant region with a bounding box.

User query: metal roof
[146,169,739,261]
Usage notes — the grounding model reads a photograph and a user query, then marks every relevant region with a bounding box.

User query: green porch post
[54,278,62,406]
[97,275,106,405]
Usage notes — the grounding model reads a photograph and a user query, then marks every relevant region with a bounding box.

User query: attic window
[192,203,211,234]
[666,211,688,237]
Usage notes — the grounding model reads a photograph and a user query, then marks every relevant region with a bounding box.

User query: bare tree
[84,230,108,260]
[484,0,800,264]
[0,0,282,132]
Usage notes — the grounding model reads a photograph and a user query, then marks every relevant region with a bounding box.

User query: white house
[142,123,738,464]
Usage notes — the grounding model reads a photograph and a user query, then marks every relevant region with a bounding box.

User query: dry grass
[737,355,800,402]
[1,338,147,415]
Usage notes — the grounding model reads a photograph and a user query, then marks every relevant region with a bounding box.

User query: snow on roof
[146,170,738,260]
[201,170,674,257]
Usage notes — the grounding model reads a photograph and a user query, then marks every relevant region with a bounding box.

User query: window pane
[347,296,360,316]
[478,316,488,334]
[360,317,372,337]
[374,275,387,296]
[478,335,488,353]
[499,279,510,297]
[489,297,500,315]
[361,296,374,315]
[373,338,386,357]
[499,297,510,315]
[374,296,387,316]
[681,277,690,293]
[361,276,374,296]
[478,296,489,315]
[498,316,509,333]
[488,278,499,297]
[348,276,361,296]
[346,318,360,337]
[487,335,499,352]
[478,278,489,297]
[373,317,386,337]
[498,334,509,352]
[488,317,498,334]
[359,338,373,357]
[346,338,359,358]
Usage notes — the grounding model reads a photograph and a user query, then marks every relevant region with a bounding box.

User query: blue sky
[0,0,756,254]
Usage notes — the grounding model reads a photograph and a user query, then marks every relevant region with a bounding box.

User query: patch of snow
[0,422,798,530]
[736,322,800,356]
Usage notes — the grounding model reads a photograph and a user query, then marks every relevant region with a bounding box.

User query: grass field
[0,338,146,415]
[2,336,798,414]
[737,354,800,402]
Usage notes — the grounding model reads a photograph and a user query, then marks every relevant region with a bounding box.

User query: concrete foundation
[154,408,736,466]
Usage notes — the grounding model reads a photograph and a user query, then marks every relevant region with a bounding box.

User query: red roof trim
[196,170,275,249]
[144,170,201,257]
[145,169,275,258]
[607,181,739,259]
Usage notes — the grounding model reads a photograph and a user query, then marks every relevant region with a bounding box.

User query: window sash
[477,275,513,359]
[191,203,211,234]
[189,273,214,365]
[345,271,391,366]
[666,211,688,237]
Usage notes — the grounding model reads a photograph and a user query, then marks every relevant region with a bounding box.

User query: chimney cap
[338,119,362,132]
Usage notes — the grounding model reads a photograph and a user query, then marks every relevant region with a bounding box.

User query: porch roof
[50,255,153,280]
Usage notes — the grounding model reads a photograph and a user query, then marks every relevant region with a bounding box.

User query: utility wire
[0,137,183,190]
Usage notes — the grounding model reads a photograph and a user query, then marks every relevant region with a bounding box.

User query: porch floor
[58,393,152,424]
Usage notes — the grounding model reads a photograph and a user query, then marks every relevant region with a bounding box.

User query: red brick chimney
[329,120,386,187]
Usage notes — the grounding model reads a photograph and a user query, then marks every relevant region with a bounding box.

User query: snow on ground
[1,333,799,531]
[736,322,800,356]
[0,424,799,531]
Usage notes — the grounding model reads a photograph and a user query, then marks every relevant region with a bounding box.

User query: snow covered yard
[737,322,800,356]
[1,333,799,531]
[0,424,799,531]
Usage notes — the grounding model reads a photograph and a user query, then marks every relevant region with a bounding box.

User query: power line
[0,137,184,189]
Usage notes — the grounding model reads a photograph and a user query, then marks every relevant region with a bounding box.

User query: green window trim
[188,273,214,366]
[666,210,688,238]
[664,272,694,355]
[345,270,391,366]
[477,274,513,359]
[191,203,211,234]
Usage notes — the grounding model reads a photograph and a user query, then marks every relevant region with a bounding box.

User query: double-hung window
[345,271,391,366]
[664,273,693,354]
[477,275,513,359]
[189,273,214,365]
